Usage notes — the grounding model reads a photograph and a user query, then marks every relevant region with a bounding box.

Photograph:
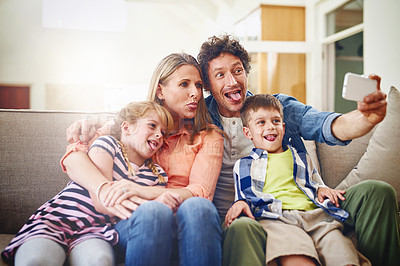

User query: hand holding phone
[342,73,378,102]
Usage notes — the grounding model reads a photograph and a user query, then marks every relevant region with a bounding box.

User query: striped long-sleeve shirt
[2,135,167,262]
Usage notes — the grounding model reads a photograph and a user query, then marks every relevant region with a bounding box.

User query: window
[320,0,364,112]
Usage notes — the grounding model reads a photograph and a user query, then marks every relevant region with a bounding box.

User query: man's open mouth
[224,90,241,101]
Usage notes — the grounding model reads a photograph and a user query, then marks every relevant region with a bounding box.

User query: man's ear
[282,122,285,134]
[242,126,252,140]
[156,84,164,100]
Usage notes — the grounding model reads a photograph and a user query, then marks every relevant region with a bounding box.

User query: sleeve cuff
[60,141,89,172]
[185,184,213,201]
[322,113,352,146]
[60,129,103,173]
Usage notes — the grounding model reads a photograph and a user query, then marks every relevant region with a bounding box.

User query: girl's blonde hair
[147,53,218,142]
[110,101,174,184]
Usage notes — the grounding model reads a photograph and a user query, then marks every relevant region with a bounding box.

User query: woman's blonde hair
[110,101,174,184]
[147,53,217,142]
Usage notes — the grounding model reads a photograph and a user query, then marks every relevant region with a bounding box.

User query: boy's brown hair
[240,94,284,127]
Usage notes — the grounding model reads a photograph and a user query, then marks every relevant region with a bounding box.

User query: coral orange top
[154,125,223,200]
[61,125,224,201]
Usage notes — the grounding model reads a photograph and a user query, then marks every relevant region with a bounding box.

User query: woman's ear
[156,84,164,101]
[242,126,252,140]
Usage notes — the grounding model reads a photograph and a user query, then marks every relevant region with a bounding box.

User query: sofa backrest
[0,109,115,234]
[315,131,373,189]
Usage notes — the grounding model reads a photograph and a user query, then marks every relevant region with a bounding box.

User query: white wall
[3,0,396,111]
[364,0,400,93]
[0,0,224,111]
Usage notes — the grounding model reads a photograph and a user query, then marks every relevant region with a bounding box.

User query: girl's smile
[121,110,166,166]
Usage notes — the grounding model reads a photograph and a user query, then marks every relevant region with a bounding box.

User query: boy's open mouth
[264,135,277,141]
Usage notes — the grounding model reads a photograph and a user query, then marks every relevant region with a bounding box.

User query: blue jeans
[115,198,222,266]
[176,197,222,266]
[114,201,175,266]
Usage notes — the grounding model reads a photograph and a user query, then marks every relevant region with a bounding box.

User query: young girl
[1,101,177,266]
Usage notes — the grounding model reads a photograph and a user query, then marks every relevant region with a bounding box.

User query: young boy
[225,94,369,266]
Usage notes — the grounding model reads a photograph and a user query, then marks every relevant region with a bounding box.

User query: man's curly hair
[197,34,251,91]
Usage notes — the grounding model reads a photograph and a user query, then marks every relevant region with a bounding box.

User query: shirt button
[232,151,236,156]
[232,135,236,139]
[232,121,236,125]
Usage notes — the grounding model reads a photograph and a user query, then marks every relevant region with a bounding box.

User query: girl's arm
[63,150,133,219]
[103,128,224,206]
[63,151,108,194]
[103,175,194,206]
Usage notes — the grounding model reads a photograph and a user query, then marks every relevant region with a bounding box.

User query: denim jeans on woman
[115,197,222,266]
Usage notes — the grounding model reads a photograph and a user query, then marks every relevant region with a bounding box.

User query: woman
[63,53,224,266]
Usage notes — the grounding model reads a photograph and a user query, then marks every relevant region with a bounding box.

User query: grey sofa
[1,86,399,265]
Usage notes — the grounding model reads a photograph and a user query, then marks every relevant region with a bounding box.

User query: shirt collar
[163,125,191,147]
[250,148,268,159]
[249,145,292,159]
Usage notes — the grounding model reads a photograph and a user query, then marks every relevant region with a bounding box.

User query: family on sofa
[2,34,399,266]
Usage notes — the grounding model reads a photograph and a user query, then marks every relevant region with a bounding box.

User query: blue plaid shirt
[233,146,349,221]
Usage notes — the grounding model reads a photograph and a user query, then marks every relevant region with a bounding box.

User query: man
[197,34,399,266]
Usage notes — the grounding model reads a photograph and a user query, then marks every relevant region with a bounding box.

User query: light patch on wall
[46,83,105,111]
[42,0,127,32]
[104,84,148,112]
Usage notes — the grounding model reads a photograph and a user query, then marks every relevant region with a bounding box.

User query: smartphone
[342,73,377,102]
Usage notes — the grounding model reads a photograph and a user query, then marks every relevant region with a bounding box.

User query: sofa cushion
[335,86,400,204]
[316,131,373,189]
[0,110,115,234]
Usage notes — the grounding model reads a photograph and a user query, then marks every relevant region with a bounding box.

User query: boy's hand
[225,200,255,227]
[317,187,346,207]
